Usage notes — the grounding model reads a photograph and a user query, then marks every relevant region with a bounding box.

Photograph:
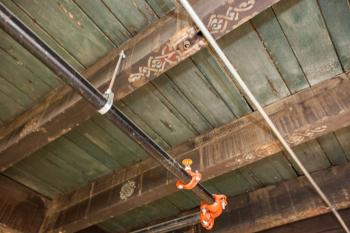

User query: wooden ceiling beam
[262,209,350,233]
[134,163,350,233]
[0,0,279,171]
[40,72,350,233]
[0,174,49,233]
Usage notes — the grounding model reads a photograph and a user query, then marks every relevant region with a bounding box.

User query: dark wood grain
[145,163,350,233]
[262,208,350,233]
[41,72,350,233]
[0,0,280,171]
[0,175,48,233]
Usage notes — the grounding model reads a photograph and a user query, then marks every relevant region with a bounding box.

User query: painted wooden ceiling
[0,0,350,232]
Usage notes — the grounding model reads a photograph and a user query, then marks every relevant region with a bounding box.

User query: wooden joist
[263,209,350,233]
[0,0,280,171]
[41,72,350,233]
[214,163,350,232]
[158,163,350,233]
[0,175,48,233]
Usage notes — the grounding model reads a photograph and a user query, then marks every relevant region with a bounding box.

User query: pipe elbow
[176,170,202,190]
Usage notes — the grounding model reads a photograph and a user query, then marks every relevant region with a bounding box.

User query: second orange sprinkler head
[200,194,228,230]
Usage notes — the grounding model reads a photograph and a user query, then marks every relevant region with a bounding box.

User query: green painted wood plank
[8,145,116,196]
[92,115,146,160]
[98,222,125,233]
[210,170,254,197]
[0,75,32,107]
[219,23,290,105]
[149,198,180,220]
[114,208,153,230]
[318,0,350,71]
[146,0,175,17]
[318,134,347,165]
[122,84,196,147]
[45,137,111,181]
[150,82,206,135]
[11,149,85,194]
[0,48,51,101]
[273,0,342,85]
[191,49,251,117]
[236,167,262,189]
[102,0,158,35]
[0,91,25,123]
[166,60,235,127]
[74,0,131,46]
[0,30,61,88]
[104,198,181,232]
[13,0,114,66]
[288,140,331,175]
[4,166,59,198]
[202,180,221,194]
[166,191,198,211]
[132,203,163,222]
[117,100,170,149]
[40,148,94,189]
[65,126,122,170]
[252,8,308,93]
[65,122,139,168]
[152,74,212,134]
[108,198,180,231]
[1,0,84,70]
[335,127,350,161]
[248,153,296,186]
[268,153,297,180]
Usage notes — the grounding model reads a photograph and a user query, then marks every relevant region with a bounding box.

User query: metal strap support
[98,50,126,114]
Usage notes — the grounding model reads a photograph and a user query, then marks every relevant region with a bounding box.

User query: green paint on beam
[273,0,342,85]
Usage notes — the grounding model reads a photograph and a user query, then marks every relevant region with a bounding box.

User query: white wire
[178,0,350,232]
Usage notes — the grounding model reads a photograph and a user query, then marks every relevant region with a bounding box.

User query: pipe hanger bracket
[98,89,114,114]
[98,50,125,115]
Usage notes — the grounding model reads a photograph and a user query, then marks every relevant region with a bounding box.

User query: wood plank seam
[41,72,350,232]
[0,0,281,171]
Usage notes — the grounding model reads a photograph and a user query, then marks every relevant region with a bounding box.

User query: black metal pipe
[131,213,199,233]
[0,3,213,203]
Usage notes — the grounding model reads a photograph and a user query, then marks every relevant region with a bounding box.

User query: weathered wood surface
[161,163,350,233]
[213,163,350,232]
[0,175,48,233]
[262,208,350,233]
[41,72,350,233]
[0,0,280,171]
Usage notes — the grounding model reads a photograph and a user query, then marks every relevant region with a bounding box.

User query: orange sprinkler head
[199,194,228,230]
[182,158,193,170]
[176,159,201,190]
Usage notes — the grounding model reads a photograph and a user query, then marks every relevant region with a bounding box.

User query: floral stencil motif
[128,27,206,84]
[120,180,136,201]
[287,126,327,145]
[207,0,255,34]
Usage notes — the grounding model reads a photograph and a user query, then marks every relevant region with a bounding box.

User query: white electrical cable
[178,0,350,232]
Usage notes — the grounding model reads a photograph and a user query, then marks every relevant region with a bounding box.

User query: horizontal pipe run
[0,3,213,204]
